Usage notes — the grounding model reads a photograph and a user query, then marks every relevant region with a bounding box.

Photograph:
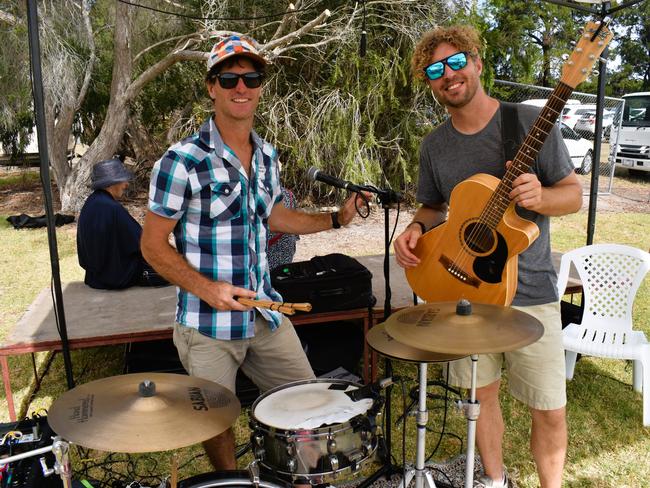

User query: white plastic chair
[556,244,650,426]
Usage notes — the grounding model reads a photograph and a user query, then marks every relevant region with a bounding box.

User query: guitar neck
[484,82,574,227]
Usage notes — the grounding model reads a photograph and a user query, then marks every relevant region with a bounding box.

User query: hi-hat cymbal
[367,322,467,363]
[384,301,543,355]
[49,373,240,453]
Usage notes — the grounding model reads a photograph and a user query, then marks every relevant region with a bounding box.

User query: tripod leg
[463,355,480,488]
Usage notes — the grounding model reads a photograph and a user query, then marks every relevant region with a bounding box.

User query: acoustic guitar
[406,20,613,306]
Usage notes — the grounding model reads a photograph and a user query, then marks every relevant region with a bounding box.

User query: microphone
[345,377,393,402]
[307,166,364,193]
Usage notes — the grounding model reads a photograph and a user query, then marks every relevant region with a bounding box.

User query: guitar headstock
[561,20,613,88]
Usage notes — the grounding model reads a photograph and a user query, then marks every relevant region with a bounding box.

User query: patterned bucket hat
[207,34,267,72]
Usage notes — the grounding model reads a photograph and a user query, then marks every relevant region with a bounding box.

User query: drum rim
[178,470,291,488]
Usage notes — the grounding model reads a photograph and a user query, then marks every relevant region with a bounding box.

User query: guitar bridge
[439,255,481,288]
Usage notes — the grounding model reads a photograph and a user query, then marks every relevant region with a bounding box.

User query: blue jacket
[77,189,143,289]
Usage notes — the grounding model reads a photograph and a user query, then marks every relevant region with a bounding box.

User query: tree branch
[0,9,17,26]
[263,9,331,55]
[75,0,96,111]
[125,49,207,102]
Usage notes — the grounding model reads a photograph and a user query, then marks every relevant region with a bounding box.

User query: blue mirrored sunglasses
[424,52,469,81]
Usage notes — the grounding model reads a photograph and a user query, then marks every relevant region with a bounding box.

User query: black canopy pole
[26,0,75,389]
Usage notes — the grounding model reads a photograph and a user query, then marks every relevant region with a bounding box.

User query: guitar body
[406,173,540,306]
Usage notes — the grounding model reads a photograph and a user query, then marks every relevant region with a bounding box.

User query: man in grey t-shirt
[394,26,582,488]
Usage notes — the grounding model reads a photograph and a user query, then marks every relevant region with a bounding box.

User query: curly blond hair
[411,25,483,80]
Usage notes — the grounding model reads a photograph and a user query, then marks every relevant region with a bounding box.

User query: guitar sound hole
[463,222,495,254]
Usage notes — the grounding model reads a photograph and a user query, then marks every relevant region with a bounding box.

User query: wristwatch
[331,212,341,229]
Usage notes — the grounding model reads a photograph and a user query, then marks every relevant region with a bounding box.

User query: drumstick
[236,297,312,314]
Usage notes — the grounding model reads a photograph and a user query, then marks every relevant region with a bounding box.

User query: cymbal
[49,373,240,453]
[367,323,467,363]
[384,301,543,355]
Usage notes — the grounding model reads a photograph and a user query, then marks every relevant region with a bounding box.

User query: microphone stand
[355,185,403,487]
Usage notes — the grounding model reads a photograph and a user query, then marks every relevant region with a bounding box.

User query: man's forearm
[142,240,212,299]
[269,207,333,235]
[410,204,448,231]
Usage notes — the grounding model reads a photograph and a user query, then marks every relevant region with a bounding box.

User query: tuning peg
[592,69,599,77]
[562,54,570,61]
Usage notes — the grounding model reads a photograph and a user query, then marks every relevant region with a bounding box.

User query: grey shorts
[173,314,315,394]
[446,301,566,410]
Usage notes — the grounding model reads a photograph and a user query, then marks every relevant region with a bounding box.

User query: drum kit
[0,299,543,488]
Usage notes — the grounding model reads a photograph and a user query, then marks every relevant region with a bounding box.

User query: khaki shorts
[446,302,566,410]
[173,314,315,394]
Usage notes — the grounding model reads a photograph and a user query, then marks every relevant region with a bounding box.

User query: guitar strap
[500,101,521,162]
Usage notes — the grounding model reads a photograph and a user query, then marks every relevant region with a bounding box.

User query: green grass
[0,169,40,190]
[0,201,648,487]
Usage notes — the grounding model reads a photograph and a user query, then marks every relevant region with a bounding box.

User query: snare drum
[179,470,291,488]
[249,379,382,484]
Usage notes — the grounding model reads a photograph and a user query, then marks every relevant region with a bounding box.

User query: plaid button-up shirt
[148,117,284,339]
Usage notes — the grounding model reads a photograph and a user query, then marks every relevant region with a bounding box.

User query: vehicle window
[561,124,579,140]
[622,95,650,127]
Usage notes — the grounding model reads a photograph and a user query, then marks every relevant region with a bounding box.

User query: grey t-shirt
[416,102,575,305]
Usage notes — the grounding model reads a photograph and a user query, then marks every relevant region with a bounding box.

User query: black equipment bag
[271,253,375,313]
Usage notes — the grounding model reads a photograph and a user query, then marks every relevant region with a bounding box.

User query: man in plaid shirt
[141,34,367,469]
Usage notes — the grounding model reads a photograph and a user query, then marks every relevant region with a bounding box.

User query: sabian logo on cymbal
[188,387,208,411]
[417,308,439,327]
[69,394,93,423]
[397,307,440,326]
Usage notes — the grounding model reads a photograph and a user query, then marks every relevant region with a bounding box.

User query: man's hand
[394,223,423,268]
[203,281,257,311]
[506,160,543,211]
[337,192,373,226]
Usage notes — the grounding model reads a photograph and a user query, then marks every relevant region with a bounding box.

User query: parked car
[560,122,593,174]
[560,104,596,130]
[573,109,616,139]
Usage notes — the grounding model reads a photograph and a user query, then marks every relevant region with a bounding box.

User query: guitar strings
[445,83,574,284]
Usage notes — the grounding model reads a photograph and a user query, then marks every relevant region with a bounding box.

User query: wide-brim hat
[207,34,267,73]
[91,158,132,190]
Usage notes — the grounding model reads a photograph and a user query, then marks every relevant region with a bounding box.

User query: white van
[613,92,650,175]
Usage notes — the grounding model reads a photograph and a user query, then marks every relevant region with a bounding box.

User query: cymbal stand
[0,436,73,488]
[458,355,480,488]
[400,362,437,488]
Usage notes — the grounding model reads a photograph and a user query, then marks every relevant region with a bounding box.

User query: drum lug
[362,439,373,456]
[329,454,339,472]
[254,446,265,460]
[327,436,337,454]
[286,441,296,456]
[286,457,297,473]
[254,434,264,447]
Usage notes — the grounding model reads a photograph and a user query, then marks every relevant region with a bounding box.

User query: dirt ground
[1,168,648,259]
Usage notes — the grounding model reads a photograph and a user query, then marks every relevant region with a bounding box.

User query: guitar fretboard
[482,82,574,228]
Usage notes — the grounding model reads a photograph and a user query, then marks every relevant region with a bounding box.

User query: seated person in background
[77,158,168,289]
[267,187,300,270]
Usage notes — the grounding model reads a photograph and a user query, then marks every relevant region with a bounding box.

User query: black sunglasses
[214,72,264,89]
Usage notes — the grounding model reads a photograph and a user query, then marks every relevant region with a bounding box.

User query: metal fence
[491,80,625,195]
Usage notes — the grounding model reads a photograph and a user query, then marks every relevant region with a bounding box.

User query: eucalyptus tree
[478,0,584,87]
[2,0,450,210]
[610,0,650,93]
